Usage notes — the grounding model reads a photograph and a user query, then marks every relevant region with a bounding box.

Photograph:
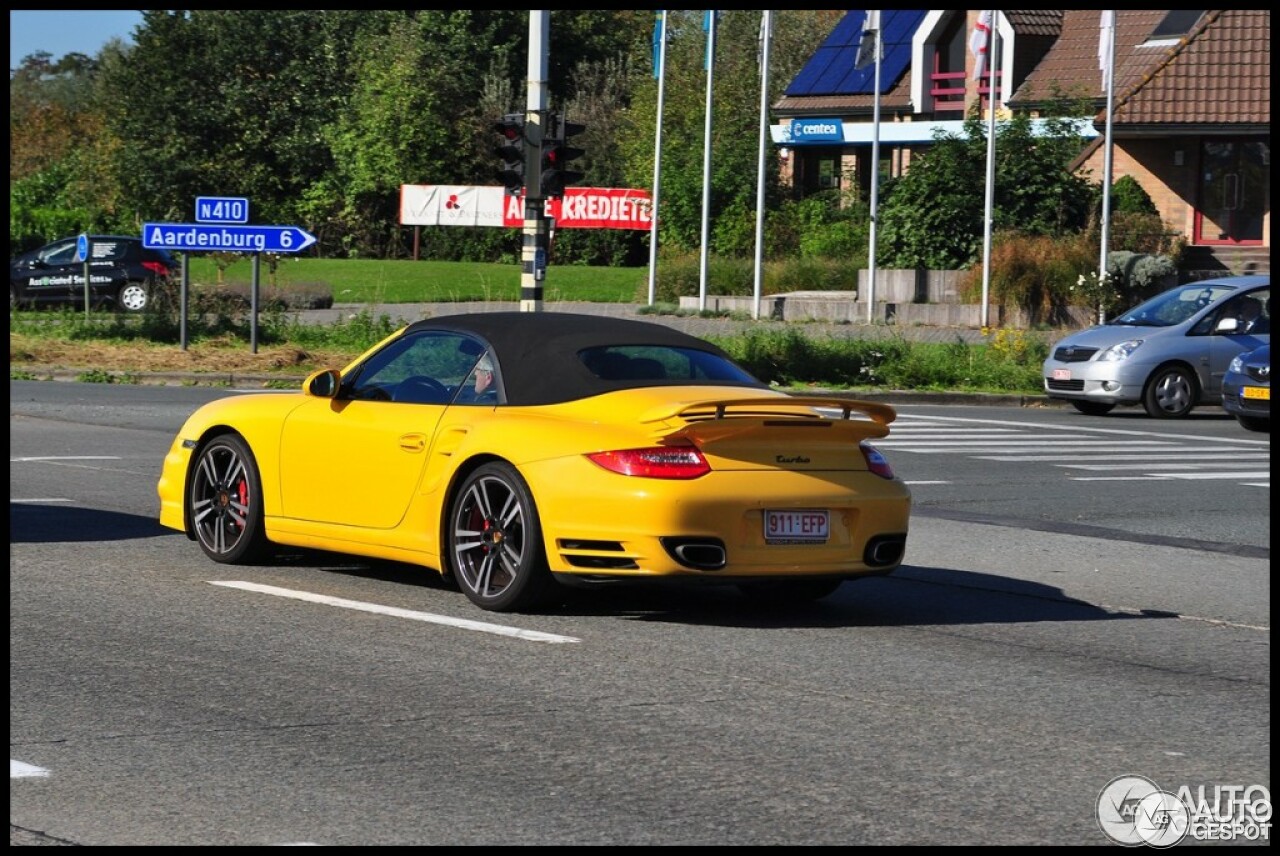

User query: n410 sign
[196,196,249,224]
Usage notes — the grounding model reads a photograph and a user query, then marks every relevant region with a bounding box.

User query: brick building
[772,10,1270,274]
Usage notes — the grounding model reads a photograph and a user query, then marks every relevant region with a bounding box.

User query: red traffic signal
[493,113,526,194]
[541,111,585,198]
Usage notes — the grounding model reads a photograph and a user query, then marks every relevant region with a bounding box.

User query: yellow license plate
[1242,386,1270,400]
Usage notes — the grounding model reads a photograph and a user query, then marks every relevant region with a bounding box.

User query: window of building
[1150,10,1204,40]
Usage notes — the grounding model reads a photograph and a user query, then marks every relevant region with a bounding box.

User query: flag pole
[647,10,668,306]
[979,10,998,329]
[1098,10,1116,324]
[698,11,717,311]
[866,20,883,323]
[752,11,772,320]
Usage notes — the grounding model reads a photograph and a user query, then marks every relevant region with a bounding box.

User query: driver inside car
[457,354,498,404]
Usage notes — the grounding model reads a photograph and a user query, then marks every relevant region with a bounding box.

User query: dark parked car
[10,235,177,312]
[1221,343,1270,432]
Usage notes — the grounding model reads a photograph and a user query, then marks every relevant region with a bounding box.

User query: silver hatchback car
[1043,275,1270,418]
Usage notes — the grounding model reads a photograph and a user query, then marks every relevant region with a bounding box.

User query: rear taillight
[587,443,711,479]
[142,261,170,277]
[860,441,896,480]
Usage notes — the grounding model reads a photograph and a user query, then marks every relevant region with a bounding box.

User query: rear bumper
[525,460,912,580]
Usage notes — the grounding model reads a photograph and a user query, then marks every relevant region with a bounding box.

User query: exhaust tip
[864,534,906,568]
[661,537,727,570]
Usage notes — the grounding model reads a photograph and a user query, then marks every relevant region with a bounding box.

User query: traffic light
[540,112,585,198]
[493,113,526,194]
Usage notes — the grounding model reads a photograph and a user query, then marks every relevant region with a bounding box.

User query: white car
[1043,275,1270,418]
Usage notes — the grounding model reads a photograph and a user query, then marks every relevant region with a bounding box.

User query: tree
[877,112,1094,269]
[622,11,839,258]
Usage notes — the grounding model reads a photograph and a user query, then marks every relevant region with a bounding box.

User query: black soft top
[400,311,763,406]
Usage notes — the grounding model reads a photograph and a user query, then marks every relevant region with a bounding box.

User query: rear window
[578,345,758,383]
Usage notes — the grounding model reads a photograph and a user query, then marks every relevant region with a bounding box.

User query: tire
[117,280,150,312]
[738,578,843,604]
[1071,401,1116,416]
[189,434,269,564]
[1142,365,1198,418]
[447,462,555,612]
[1236,415,1270,433]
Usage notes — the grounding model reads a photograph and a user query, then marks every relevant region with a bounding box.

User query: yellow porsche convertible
[157,312,911,612]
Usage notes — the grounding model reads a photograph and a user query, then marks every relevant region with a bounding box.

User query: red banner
[402,185,653,230]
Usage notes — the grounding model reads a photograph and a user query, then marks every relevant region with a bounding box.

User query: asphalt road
[9,383,1270,845]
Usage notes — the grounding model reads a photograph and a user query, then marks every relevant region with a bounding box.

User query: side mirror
[1215,316,1240,334]
[304,369,341,398]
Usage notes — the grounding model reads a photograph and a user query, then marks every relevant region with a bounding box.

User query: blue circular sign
[75,233,89,263]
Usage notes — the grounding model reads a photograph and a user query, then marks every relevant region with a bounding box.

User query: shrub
[1109,175,1158,214]
[1108,210,1184,258]
[1106,251,1179,304]
[765,192,869,263]
[959,231,1093,326]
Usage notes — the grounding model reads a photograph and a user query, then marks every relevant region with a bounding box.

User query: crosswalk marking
[883,413,1269,486]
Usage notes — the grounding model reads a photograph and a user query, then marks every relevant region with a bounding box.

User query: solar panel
[784,10,927,97]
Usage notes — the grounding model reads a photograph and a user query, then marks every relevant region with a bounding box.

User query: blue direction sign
[74,233,90,263]
[142,223,317,254]
[195,196,250,224]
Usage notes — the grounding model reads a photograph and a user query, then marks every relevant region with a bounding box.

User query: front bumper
[1221,382,1270,420]
[1042,356,1155,405]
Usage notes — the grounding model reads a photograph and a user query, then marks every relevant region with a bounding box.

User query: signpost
[195,196,250,224]
[145,199,317,352]
[141,223,316,254]
[74,233,91,317]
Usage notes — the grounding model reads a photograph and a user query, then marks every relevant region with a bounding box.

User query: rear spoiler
[641,396,897,427]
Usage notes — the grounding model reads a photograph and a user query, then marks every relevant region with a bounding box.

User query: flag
[652,11,664,80]
[1099,10,1115,79]
[703,10,719,71]
[757,9,773,67]
[970,10,991,82]
[854,10,880,71]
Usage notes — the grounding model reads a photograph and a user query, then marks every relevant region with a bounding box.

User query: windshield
[1110,284,1238,327]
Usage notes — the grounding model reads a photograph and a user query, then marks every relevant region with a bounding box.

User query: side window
[1208,291,1270,336]
[40,241,76,265]
[1248,290,1270,335]
[455,351,500,405]
[345,331,487,404]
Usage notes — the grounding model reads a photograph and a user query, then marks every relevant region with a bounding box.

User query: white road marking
[877,439,1181,446]
[10,498,75,504]
[210,581,580,644]
[1152,471,1272,480]
[11,760,50,778]
[975,452,1267,462]
[894,412,1271,446]
[1058,462,1268,470]
[887,413,1268,486]
[10,456,121,462]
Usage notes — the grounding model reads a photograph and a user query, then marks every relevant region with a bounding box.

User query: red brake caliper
[235,479,249,530]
